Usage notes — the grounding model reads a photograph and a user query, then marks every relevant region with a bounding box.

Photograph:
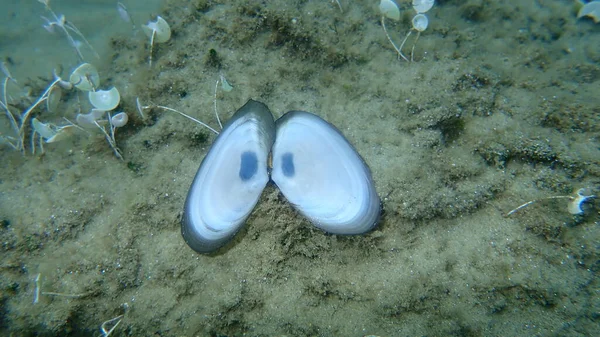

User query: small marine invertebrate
[0,71,64,153]
[399,13,429,62]
[69,63,99,91]
[506,187,596,216]
[37,0,99,61]
[142,16,171,66]
[88,87,120,111]
[378,0,436,61]
[110,112,128,128]
[379,0,404,60]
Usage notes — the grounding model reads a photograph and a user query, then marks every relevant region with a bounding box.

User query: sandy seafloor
[1,0,599,336]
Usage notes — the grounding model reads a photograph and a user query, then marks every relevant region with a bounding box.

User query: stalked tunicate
[182,100,381,254]
[271,111,381,234]
[181,100,275,253]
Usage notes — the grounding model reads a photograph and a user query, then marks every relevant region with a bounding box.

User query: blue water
[0,0,162,80]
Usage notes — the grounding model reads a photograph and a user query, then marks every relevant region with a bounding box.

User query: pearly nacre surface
[182,100,380,253]
[181,100,275,253]
[271,111,381,234]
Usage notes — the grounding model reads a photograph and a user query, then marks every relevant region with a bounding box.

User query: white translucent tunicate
[413,0,435,14]
[142,16,171,43]
[76,113,97,129]
[412,14,429,32]
[32,118,74,143]
[69,63,100,91]
[110,112,129,128]
[379,0,400,21]
[32,118,56,139]
[117,2,131,23]
[46,126,74,143]
[46,86,61,112]
[91,109,106,120]
[76,109,105,129]
[568,188,595,215]
[221,76,233,92]
[88,87,120,111]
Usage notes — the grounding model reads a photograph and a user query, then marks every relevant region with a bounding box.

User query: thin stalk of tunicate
[155,105,219,135]
[214,79,223,129]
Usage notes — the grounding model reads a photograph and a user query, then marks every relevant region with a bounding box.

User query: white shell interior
[271,111,380,234]
[183,101,274,251]
[182,101,380,253]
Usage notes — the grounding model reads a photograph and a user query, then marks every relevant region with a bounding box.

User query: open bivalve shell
[182,100,275,253]
[271,111,381,235]
[88,87,120,111]
[181,99,381,254]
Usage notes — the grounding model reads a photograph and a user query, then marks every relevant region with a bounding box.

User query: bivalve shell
[271,111,381,235]
[181,100,381,254]
[181,100,275,253]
